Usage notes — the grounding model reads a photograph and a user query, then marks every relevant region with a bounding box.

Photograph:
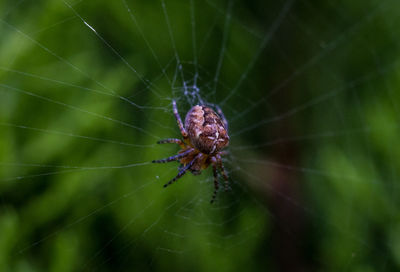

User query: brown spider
[152,100,230,203]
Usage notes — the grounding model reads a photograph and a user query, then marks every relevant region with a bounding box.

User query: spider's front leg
[216,154,230,192]
[163,153,202,188]
[210,157,220,204]
[172,100,188,139]
[152,148,194,163]
[157,138,186,149]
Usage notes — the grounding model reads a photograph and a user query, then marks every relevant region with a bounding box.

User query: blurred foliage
[0,0,400,271]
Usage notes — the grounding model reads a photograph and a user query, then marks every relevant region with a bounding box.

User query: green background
[1,0,400,271]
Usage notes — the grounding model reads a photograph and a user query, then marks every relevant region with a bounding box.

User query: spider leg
[215,104,228,132]
[217,155,230,191]
[163,153,201,188]
[210,160,219,204]
[157,138,185,149]
[172,100,188,139]
[152,148,194,163]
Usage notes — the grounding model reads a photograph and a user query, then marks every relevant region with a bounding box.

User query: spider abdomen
[184,105,229,154]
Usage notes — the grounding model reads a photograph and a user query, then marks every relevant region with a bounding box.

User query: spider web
[0,0,400,270]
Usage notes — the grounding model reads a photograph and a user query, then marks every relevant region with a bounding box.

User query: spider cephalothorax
[152,100,230,203]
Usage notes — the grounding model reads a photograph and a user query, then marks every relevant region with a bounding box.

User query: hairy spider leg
[211,158,220,204]
[215,104,228,132]
[172,100,188,139]
[163,153,202,188]
[217,154,230,191]
[152,148,194,163]
[157,138,186,149]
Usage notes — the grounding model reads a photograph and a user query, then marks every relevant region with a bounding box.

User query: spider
[152,100,230,203]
